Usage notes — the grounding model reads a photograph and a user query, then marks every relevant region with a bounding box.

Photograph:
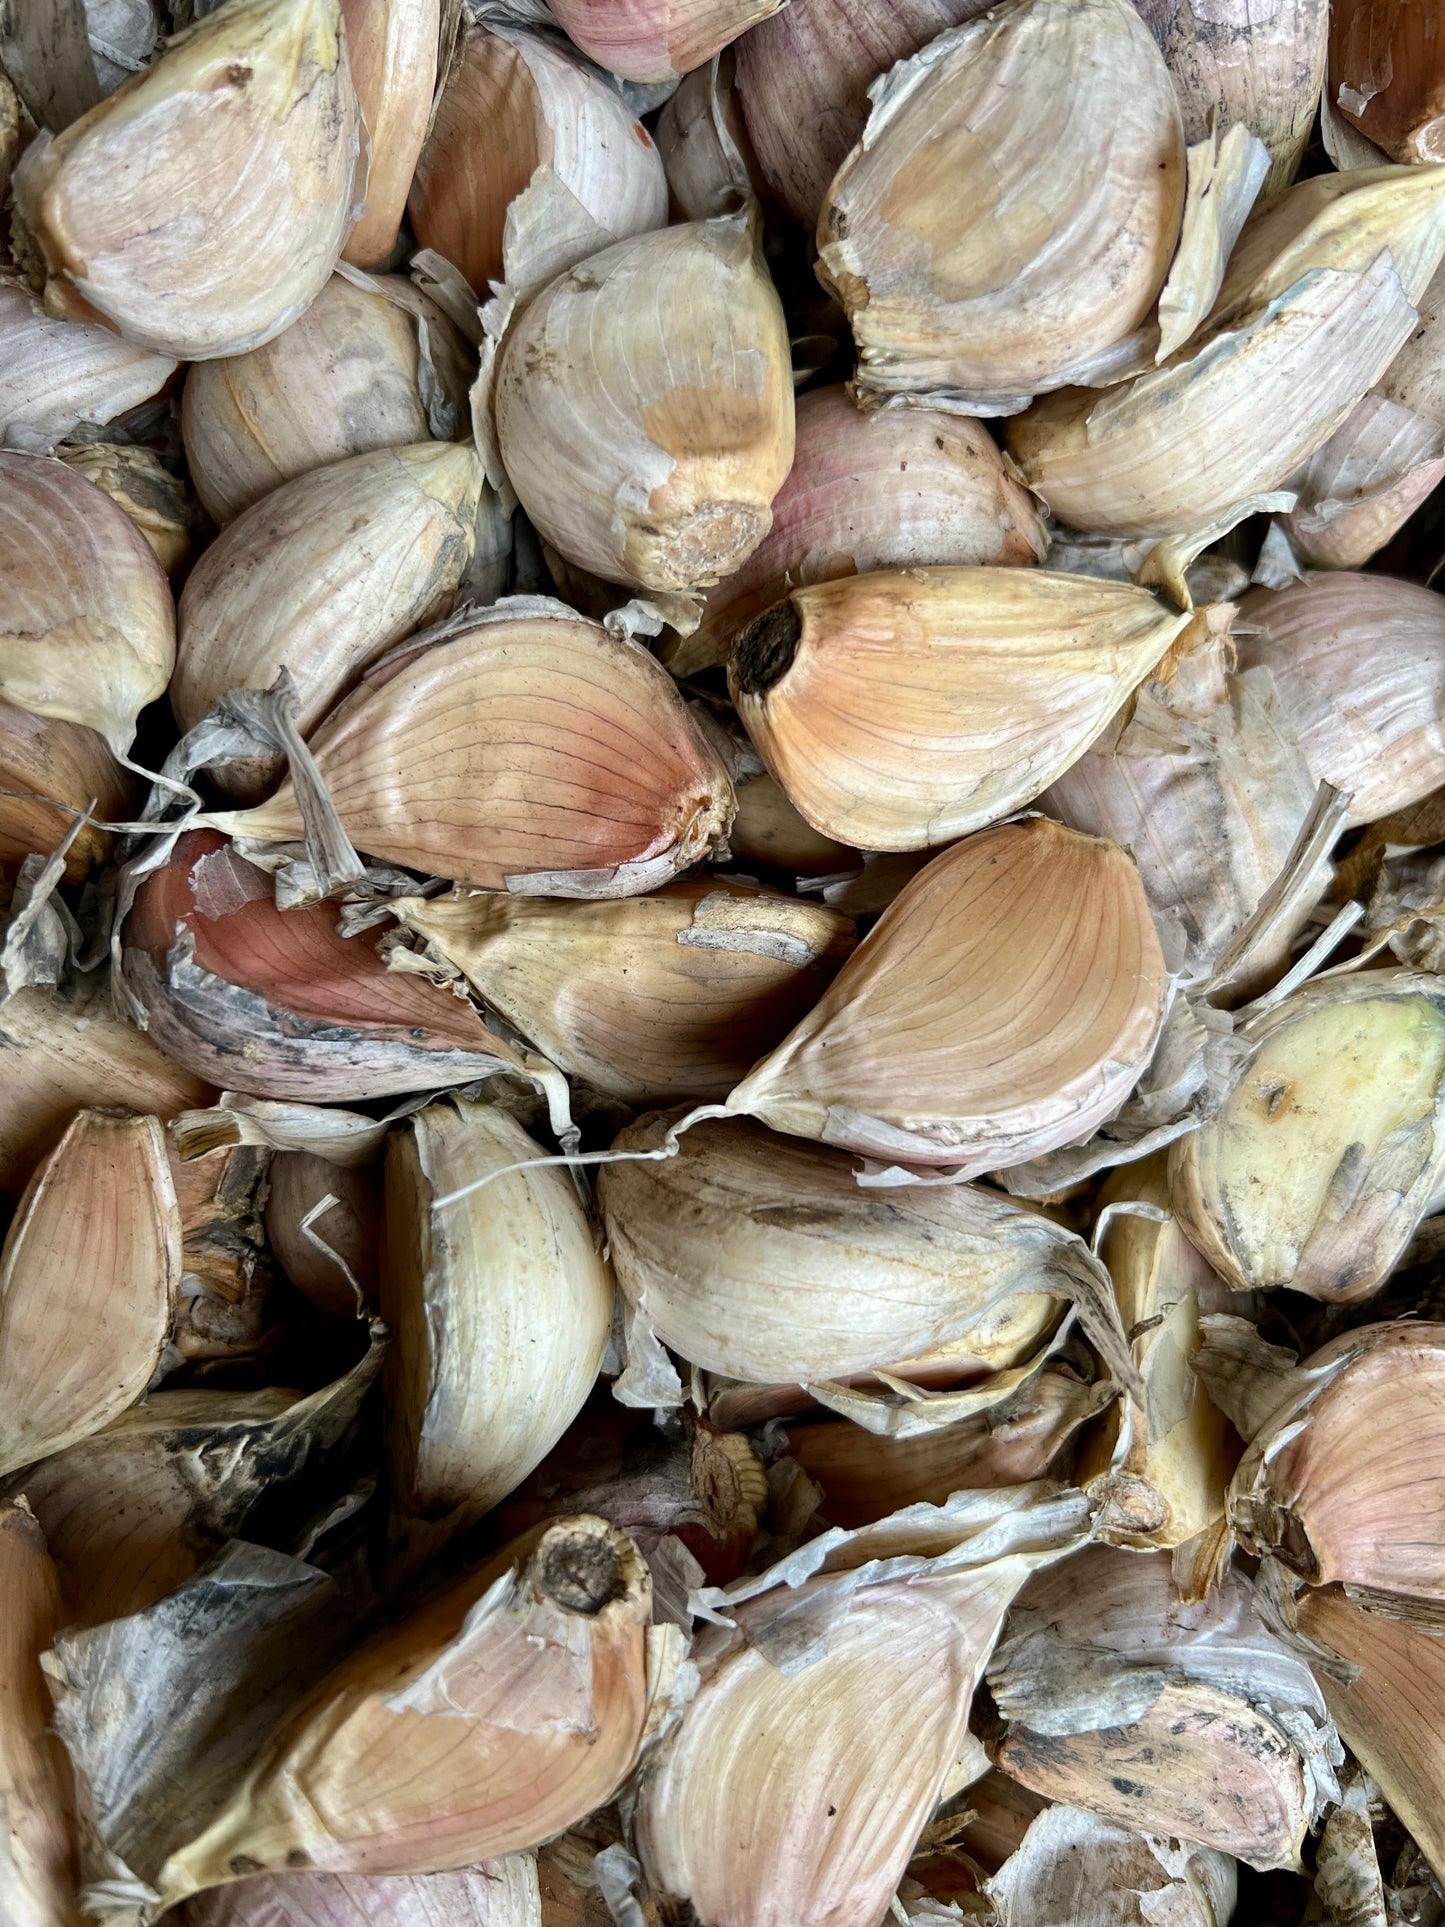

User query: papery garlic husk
[339,0,439,266]
[266,1149,380,1317]
[986,1805,1238,1927]
[167,1135,277,1351]
[1330,0,1445,161]
[121,830,533,1101]
[0,699,136,884]
[815,0,1185,412]
[0,273,176,455]
[0,1500,79,1927]
[1378,257,1445,428]
[1277,392,1445,572]
[1008,164,1445,538]
[174,441,488,801]
[1169,971,1445,1300]
[493,215,794,599]
[952,1771,1051,1875]
[635,1483,1090,1927]
[12,0,360,359]
[58,442,197,575]
[383,1099,614,1560]
[0,450,175,755]
[1234,574,1445,827]
[181,273,474,525]
[654,50,762,223]
[0,1108,181,1477]
[668,386,1048,677]
[729,567,1193,852]
[0,70,18,200]
[720,817,1171,1171]
[207,600,735,895]
[598,1110,1134,1394]
[547,0,784,84]
[989,1543,1342,1868]
[409,22,667,300]
[185,1855,543,1927]
[388,878,855,1105]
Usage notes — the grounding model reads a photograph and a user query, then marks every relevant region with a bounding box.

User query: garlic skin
[266,1150,380,1317]
[339,0,439,266]
[1278,392,1445,572]
[724,818,1171,1172]
[547,0,784,85]
[729,567,1193,852]
[185,1857,542,1927]
[13,0,360,360]
[0,450,175,756]
[0,700,135,885]
[0,1501,79,1927]
[1378,256,1445,428]
[1330,0,1445,161]
[1170,972,1445,1301]
[1234,574,1445,827]
[0,274,176,455]
[816,0,1185,411]
[654,51,761,222]
[181,274,474,526]
[57,442,197,576]
[409,22,667,301]
[671,386,1048,677]
[493,215,794,599]
[987,1806,1239,1927]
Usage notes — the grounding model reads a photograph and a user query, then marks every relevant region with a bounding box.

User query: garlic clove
[0,272,176,456]
[0,699,136,885]
[1378,256,1445,428]
[987,1805,1239,1927]
[56,440,197,575]
[0,449,175,756]
[339,0,439,267]
[728,763,860,879]
[548,0,785,86]
[1278,393,1445,572]
[0,1500,79,1927]
[266,1149,381,1318]
[185,1857,543,1927]
[1330,0,1445,162]
[654,50,762,223]
[728,566,1193,852]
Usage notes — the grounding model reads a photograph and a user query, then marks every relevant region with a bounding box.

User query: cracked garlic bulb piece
[987,1805,1239,1927]
[728,566,1193,852]
[12,0,360,359]
[0,274,176,455]
[493,215,793,600]
[1169,971,1445,1301]
[1330,0,1445,161]
[815,0,1185,412]
[548,0,784,84]
[0,1501,78,1927]
[338,0,438,266]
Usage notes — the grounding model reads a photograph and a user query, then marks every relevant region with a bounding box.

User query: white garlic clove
[548,0,785,86]
[0,273,176,455]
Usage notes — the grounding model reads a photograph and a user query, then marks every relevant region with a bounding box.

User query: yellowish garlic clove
[548,0,785,85]
[493,214,794,601]
[265,1149,381,1318]
[185,1857,543,1927]
[653,50,762,223]
[987,1805,1239,1927]
[728,566,1193,852]
[12,0,360,360]
[1330,0,1445,162]
[56,441,197,575]
[0,450,175,756]
[1277,392,1445,573]
[181,272,474,526]
[0,1500,79,1927]
[339,0,439,267]
[0,273,176,455]
[728,761,860,879]
[815,0,1185,413]
[0,699,136,886]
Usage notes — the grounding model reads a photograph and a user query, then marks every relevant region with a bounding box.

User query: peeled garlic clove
[174,441,488,801]
[493,215,793,598]
[181,273,474,525]
[724,817,1170,1171]
[57,441,197,575]
[0,273,176,455]
[1170,971,1445,1300]
[0,700,136,885]
[729,566,1192,852]
[383,1099,614,1558]
[210,600,734,895]
[1234,574,1445,827]
[13,0,360,359]
[1330,0,1445,161]
[0,1109,181,1477]
[339,0,438,266]
[1278,392,1445,572]
[122,830,529,1101]
[669,385,1048,677]
[0,1500,79,1927]
[187,1857,542,1927]
[391,878,854,1105]
[548,0,784,85]
[987,1806,1238,1927]
[266,1149,380,1317]
[410,23,667,300]
[0,450,175,755]
[816,0,1184,411]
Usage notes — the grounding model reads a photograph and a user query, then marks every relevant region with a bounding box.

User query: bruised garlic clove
[493,215,793,600]
[181,274,474,525]
[548,0,784,85]
[13,0,360,359]
[339,0,439,266]
[668,386,1048,677]
[389,879,855,1105]
[0,450,175,755]
[186,1858,543,1927]
[0,700,136,885]
[208,601,735,896]
[410,22,667,300]
[57,441,197,575]
[1330,0,1445,162]
[266,1150,380,1317]
[816,0,1185,412]
[722,818,1171,1172]
[0,1110,181,1477]
[0,274,176,455]
[0,1501,79,1927]
[728,567,1193,852]
[1170,972,1445,1301]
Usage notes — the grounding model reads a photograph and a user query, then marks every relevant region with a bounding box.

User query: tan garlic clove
[383,1099,614,1559]
[0,450,175,756]
[721,817,1171,1172]
[728,567,1193,852]
[1234,574,1445,827]
[339,0,439,266]
[173,441,488,801]
[13,0,360,360]
[57,441,197,575]
[1278,392,1445,572]
[492,215,794,601]
[389,879,854,1106]
[208,600,735,896]
[548,0,784,84]
[1330,0,1445,162]
[266,1150,381,1317]
[0,699,136,885]
[668,385,1048,677]
[410,22,667,301]
[728,763,860,878]
[0,1501,79,1927]
[1170,971,1445,1301]
[121,831,532,1102]
[987,1807,1238,1927]
[816,0,1185,412]
[181,273,474,525]
[0,1109,182,1477]
[0,273,176,455]
[185,1857,543,1927]
[654,50,762,223]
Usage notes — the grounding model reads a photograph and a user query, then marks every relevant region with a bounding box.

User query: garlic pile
[7,0,1445,1923]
